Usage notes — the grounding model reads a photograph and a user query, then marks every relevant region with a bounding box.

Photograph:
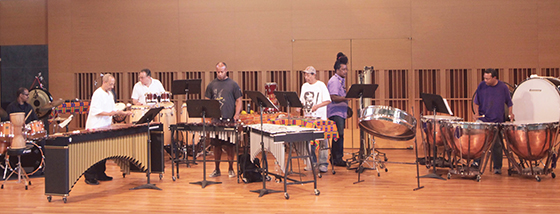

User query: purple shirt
[474,80,512,123]
[327,73,348,118]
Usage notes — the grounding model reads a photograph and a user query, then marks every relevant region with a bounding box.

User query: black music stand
[186,99,222,188]
[345,84,379,184]
[131,107,163,191]
[245,91,282,197]
[419,93,451,180]
[273,91,302,119]
[171,79,202,169]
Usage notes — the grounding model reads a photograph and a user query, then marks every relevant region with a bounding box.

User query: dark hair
[484,68,498,78]
[334,52,348,71]
[140,69,152,77]
[16,87,28,97]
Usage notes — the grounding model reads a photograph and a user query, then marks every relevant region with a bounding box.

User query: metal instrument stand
[418,93,450,181]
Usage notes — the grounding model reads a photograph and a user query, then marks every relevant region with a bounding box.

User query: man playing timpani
[296,66,331,173]
[206,62,243,178]
[473,68,514,175]
[84,74,131,185]
[131,68,166,105]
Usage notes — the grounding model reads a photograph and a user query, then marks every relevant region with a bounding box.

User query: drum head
[27,88,53,119]
[512,78,560,123]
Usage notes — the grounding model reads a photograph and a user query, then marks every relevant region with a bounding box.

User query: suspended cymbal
[39,99,64,111]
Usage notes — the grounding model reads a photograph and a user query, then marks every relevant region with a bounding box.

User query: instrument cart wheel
[552,172,556,178]
[122,173,126,178]
[275,178,282,183]
[25,185,28,190]
[536,175,541,182]
[447,173,451,179]
[159,174,163,180]
[1,184,3,189]
[384,157,388,161]
[476,175,481,182]
[508,169,512,176]
[377,172,380,177]
[284,192,289,200]
[266,175,272,181]
[172,176,176,181]
[318,173,322,178]
[29,181,32,185]
[47,196,52,202]
[332,170,336,175]
[314,189,320,196]
[385,168,388,172]
[63,197,67,203]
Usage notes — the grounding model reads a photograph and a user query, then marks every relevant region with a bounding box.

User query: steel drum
[421,115,463,147]
[359,105,416,141]
[441,121,498,160]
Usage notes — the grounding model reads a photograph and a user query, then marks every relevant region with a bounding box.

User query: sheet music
[246,123,317,135]
[443,98,453,116]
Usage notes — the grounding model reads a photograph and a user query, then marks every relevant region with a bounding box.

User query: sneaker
[209,170,221,177]
[319,165,328,173]
[493,169,502,174]
[98,175,113,181]
[228,170,236,178]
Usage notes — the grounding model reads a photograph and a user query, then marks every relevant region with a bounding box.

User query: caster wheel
[377,172,380,177]
[425,165,430,169]
[47,196,52,202]
[508,170,512,176]
[29,181,32,185]
[385,168,388,172]
[275,179,281,183]
[1,184,3,189]
[447,173,451,179]
[25,186,28,190]
[332,171,336,175]
[122,173,126,178]
[284,192,290,200]
[159,174,163,180]
[384,157,388,161]
[476,175,481,182]
[536,176,541,182]
[242,178,248,183]
[63,197,67,203]
[318,174,322,178]
[266,175,272,181]
[314,189,320,196]
[552,172,556,179]
[172,176,176,181]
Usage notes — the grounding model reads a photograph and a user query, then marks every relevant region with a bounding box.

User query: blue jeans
[309,140,329,167]
[329,115,345,163]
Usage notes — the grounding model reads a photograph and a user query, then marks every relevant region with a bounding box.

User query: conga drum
[157,102,176,145]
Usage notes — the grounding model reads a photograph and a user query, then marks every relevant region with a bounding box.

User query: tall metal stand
[418,93,450,181]
[131,108,164,191]
[411,106,424,191]
[189,111,222,188]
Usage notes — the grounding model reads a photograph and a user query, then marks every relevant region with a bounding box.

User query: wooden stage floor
[1,149,559,213]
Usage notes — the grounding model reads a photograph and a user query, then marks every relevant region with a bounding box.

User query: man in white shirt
[131,69,166,105]
[296,66,331,173]
[84,74,130,185]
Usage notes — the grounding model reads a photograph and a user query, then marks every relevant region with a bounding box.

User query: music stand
[171,79,202,169]
[345,84,379,183]
[273,91,302,119]
[419,93,451,180]
[245,91,282,197]
[186,99,223,188]
[131,107,163,191]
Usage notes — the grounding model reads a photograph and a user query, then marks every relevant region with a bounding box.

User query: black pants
[84,160,107,180]
[329,115,346,163]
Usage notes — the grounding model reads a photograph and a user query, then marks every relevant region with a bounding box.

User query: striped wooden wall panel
[386,69,409,112]
[541,68,560,77]
[238,71,261,111]
[446,69,470,120]
[183,71,205,100]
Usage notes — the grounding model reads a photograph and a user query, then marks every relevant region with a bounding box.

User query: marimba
[44,123,163,203]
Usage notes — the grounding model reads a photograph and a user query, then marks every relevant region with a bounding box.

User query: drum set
[418,75,560,182]
[0,113,46,179]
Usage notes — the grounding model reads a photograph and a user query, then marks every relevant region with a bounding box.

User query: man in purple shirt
[327,52,351,167]
[473,68,514,174]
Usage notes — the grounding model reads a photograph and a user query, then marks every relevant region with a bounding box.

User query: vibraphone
[246,123,324,199]
[44,123,163,203]
[169,122,241,182]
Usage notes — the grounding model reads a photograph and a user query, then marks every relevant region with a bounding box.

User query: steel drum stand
[131,107,163,191]
[418,93,450,180]
[411,106,424,191]
[246,91,282,197]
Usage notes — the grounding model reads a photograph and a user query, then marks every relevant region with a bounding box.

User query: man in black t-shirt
[205,62,243,178]
[6,87,39,124]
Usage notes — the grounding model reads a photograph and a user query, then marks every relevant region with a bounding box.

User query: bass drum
[27,88,53,119]
[1,142,45,176]
[512,76,560,123]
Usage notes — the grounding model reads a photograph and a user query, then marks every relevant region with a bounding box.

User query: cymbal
[39,99,64,111]
[0,107,7,119]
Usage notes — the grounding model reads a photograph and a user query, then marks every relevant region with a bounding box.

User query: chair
[1,145,33,190]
